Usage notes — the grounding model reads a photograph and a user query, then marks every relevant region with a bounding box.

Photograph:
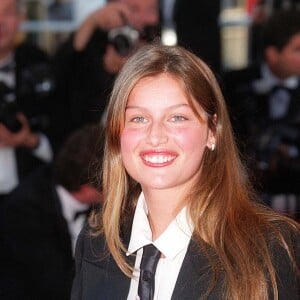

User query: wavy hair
[91,44,299,299]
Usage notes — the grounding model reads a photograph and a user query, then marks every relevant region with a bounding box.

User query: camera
[0,82,22,132]
[108,25,139,56]
[0,63,55,133]
[108,25,160,56]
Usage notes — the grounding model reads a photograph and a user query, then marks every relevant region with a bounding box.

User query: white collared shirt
[56,185,89,255]
[126,193,194,300]
[252,64,299,119]
[253,64,299,94]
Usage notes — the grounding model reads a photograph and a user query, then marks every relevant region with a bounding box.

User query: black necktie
[269,85,292,120]
[270,85,293,95]
[138,244,161,300]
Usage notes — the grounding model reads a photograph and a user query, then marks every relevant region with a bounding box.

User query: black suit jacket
[71,221,300,299]
[223,65,300,141]
[0,165,74,300]
[223,65,300,194]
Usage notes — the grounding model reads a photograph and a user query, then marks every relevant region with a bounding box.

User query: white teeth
[143,155,174,163]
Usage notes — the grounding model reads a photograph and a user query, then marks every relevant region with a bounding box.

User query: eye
[170,115,188,122]
[131,116,147,123]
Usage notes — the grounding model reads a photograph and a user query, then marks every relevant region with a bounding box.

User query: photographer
[0,0,54,201]
[52,0,161,148]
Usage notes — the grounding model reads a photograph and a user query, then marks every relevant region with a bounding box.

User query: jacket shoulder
[72,222,131,299]
[15,41,49,66]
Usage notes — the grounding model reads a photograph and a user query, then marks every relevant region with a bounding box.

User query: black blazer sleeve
[71,222,86,300]
[272,225,300,299]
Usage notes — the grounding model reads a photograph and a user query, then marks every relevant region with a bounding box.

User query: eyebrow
[125,103,190,110]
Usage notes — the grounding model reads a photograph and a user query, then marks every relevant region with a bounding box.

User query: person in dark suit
[0,124,104,300]
[0,0,55,202]
[223,10,300,201]
[71,44,300,300]
[52,0,161,149]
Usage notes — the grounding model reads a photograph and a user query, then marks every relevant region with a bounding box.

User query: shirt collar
[55,185,89,222]
[0,54,15,88]
[253,64,299,94]
[127,192,194,259]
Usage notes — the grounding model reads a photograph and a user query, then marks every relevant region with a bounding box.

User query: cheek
[144,10,159,25]
[120,128,143,157]
[120,129,145,179]
[174,127,208,153]
[283,50,300,65]
[291,53,300,66]
[5,20,18,36]
[7,17,18,27]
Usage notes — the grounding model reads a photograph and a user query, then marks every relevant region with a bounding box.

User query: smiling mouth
[140,152,177,166]
[144,154,175,163]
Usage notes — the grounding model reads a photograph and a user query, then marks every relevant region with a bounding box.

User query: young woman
[71,44,300,300]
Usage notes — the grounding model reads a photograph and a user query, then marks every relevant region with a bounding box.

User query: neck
[143,187,189,240]
[268,63,291,80]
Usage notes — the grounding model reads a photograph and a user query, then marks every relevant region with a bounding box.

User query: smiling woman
[121,74,213,214]
[71,44,300,300]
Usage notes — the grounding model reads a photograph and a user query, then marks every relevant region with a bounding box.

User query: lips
[140,150,177,167]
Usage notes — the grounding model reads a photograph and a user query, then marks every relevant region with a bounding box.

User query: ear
[206,114,217,151]
[71,184,102,204]
[265,46,280,64]
[206,130,216,151]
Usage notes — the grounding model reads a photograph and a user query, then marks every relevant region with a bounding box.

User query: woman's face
[120,73,215,194]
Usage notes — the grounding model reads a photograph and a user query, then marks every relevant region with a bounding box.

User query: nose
[145,121,168,146]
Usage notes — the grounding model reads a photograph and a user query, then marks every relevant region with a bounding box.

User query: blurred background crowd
[0,0,299,299]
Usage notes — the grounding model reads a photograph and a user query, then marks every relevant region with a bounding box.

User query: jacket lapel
[103,214,136,299]
[171,239,223,300]
[51,184,73,260]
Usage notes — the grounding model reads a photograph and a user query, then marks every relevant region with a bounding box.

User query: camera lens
[111,34,132,56]
[108,26,139,56]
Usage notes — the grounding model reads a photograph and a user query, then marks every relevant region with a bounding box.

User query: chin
[140,180,179,191]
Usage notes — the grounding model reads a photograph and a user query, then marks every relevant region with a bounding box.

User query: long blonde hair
[91,44,299,299]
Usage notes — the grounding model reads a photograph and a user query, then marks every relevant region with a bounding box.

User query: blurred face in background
[0,0,20,58]
[277,33,300,77]
[121,0,159,31]
[267,33,300,79]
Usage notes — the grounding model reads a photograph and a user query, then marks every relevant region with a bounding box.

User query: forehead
[122,0,158,10]
[284,33,300,50]
[0,0,17,12]
[126,74,207,120]
[130,74,185,97]
[128,74,197,108]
